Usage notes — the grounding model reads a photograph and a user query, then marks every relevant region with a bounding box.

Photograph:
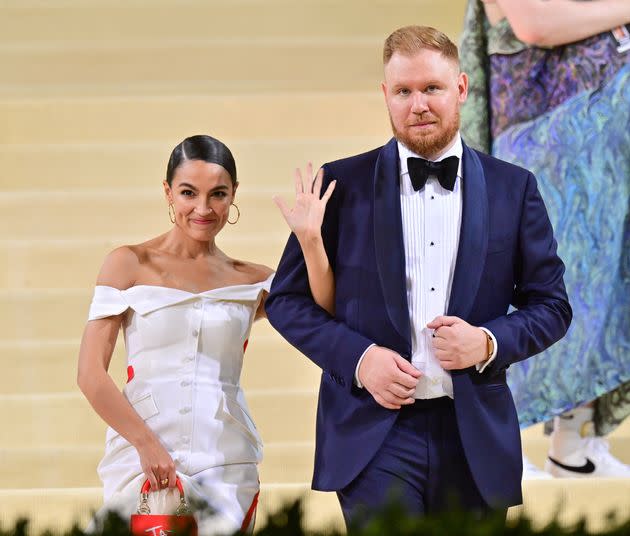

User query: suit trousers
[337,397,501,527]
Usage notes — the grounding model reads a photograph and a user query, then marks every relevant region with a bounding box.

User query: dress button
[181,380,191,387]
[192,329,199,337]
[179,407,192,415]
[183,355,194,363]
[181,436,189,443]
[193,302,201,309]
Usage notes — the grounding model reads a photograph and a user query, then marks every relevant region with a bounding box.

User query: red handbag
[130,477,198,536]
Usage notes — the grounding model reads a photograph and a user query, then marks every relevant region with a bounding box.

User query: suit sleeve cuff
[476,328,497,373]
[354,344,376,388]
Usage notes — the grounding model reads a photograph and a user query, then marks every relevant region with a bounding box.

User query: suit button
[181,380,191,387]
[192,329,199,337]
[193,302,201,309]
[339,378,346,387]
[179,407,192,415]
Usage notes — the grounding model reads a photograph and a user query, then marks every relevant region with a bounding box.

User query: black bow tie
[407,155,459,192]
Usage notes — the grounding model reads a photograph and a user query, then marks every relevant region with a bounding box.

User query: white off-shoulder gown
[86,275,273,535]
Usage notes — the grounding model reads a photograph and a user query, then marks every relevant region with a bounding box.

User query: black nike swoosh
[547,456,596,474]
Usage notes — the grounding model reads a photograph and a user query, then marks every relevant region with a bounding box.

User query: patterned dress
[460,0,630,433]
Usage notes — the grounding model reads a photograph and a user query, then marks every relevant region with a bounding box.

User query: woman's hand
[136,436,177,491]
[274,163,336,244]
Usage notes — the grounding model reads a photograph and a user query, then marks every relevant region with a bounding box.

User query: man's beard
[390,108,460,159]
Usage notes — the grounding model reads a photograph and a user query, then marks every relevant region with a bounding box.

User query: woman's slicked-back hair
[166,135,237,186]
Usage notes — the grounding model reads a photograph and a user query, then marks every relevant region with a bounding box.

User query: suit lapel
[447,143,488,319]
[373,138,411,346]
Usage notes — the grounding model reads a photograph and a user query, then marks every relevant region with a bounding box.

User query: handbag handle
[141,477,185,496]
[137,476,192,516]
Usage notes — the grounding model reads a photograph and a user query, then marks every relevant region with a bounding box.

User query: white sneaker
[522,455,553,479]
[545,437,630,478]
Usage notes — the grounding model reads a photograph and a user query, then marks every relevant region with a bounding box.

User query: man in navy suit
[265,25,571,523]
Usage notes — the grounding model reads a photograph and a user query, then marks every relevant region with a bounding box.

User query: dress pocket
[105,392,159,444]
[219,393,263,447]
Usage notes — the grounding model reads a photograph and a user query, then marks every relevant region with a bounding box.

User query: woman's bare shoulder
[95,244,146,289]
[96,234,171,289]
[233,259,274,284]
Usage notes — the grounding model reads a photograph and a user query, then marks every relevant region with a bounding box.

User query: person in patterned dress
[460,0,630,478]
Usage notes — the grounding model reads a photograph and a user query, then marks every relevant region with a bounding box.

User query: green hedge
[2,499,630,536]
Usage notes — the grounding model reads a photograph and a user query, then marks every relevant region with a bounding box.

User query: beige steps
[0,237,289,289]
[0,292,282,342]
[0,389,318,448]
[5,435,630,489]
[0,138,384,191]
[0,0,468,99]
[0,1,465,45]
[0,335,320,394]
[4,431,630,489]
[0,41,385,97]
[516,479,630,530]
[1,189,294,239]
[0,93,389,145]
[0,442,316,489]
[1,480,630,534]
[1,288,111,340]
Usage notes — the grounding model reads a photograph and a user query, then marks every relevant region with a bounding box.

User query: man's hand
[427,316,487,370]
[358,346,421,409]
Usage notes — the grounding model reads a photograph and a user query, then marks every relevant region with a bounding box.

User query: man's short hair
[383,25,459,65]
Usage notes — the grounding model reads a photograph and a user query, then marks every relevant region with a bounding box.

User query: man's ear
[381,81,388,100]
[458,72,469,103]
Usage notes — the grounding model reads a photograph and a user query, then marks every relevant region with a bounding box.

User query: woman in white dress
[77,135,334,534]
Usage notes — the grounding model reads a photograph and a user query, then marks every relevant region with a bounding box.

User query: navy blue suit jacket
[265,139,571,508]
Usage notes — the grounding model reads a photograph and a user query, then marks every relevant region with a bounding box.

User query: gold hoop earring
[227,203,240,225]
[168,203,176,224]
